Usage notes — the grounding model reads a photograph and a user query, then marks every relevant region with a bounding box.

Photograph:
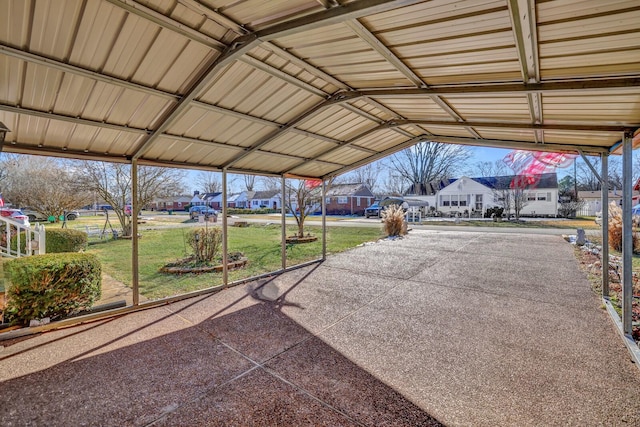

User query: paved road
[232,215,600,236]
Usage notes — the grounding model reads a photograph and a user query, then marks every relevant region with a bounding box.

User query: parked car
[21,209,80,222]
[0,208,30,227]
[189,205,218,220]
[364,202,383,218]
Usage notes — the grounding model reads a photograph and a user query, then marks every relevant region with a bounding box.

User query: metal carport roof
[1,0,639,179]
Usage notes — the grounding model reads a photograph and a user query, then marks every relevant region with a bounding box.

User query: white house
[249,190,281,210]
[437,173,559,217]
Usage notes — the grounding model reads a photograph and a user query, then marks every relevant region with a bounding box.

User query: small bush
[381,204,407,237]
[46,228,88,253]
[186,227,222,263]
[226,208,279,215]
[608,202,640,253]
[4,253,102,325]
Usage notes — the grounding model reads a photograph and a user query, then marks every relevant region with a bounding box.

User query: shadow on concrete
[1,297,442,426]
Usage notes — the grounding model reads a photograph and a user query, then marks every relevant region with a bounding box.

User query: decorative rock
[576,228,586,246]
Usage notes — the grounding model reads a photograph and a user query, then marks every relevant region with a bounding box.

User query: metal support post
[222,168,228,288]
[281,175,287,271]
[622,131,633,335]
[322,180,327,260]
[131,159,139,306]
[601,153,609,297]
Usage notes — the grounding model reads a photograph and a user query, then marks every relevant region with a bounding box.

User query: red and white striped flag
[0,193,4,207]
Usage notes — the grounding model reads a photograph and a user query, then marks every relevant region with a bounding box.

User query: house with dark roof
[324,183,375,215]
[249,190,281,210]
[437,173,559,217]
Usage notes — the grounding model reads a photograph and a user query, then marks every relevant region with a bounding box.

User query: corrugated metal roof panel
[1,0,639,178]
[445,96,531,120]
[262,133,337,159]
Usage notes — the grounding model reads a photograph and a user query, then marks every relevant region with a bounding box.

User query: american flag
[0,193,4,207]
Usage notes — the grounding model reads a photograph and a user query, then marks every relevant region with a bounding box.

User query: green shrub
[4,253,102,325]
[226,208,279,215]
[46,228,88,253]
[186,227,222,263]
[381,204,407,237]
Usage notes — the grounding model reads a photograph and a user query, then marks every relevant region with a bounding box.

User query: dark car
[364,202,383,218]
[189,205,218,220]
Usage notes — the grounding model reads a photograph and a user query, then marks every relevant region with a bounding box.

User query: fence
[0,216,46,258]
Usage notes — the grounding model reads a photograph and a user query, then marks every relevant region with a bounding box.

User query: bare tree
[243,174,256,191]
[389,141,470,193]
[283,179,323,238]
[261,176,281,192]
[195,171,221,193]
[0,155,90,218]
[78,162,185,236]
[491,176,513,217]
[381,172,408,196]
[471,160,508,177]
[348,162,382,192]
[576,156,622,191]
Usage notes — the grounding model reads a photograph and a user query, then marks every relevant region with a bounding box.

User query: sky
[183,145,577,194]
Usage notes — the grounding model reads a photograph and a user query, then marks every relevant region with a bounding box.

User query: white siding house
[438,177,495,216]
[437,173,559,217]
[249,191,281,210]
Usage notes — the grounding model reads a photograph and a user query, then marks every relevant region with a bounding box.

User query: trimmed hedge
[4,253,102,325]
[46,228,88,253]
[227,208,280,215]
[10,228,88,254]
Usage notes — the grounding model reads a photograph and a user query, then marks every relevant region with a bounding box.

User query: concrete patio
[1,229,639,426]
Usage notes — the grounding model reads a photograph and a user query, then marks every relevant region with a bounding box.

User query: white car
[0,208,31,227]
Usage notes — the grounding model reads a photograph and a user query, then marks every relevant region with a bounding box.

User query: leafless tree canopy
[0,155,90,218]
[195,171,222,194]
[243,174,256,192]
[284,179,323,238]
[389,141,470,193]
[576,156,623,191]
[348,162,382,192]
[470,160,509,178]
[78,162,185,236]
[381,173,408,196]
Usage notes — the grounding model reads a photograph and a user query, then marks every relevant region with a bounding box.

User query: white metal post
[222,168,228,288]
[132,159,139,306]
[622,131,633,335]
[322,180,327,260]
[601,153,609,297]
[281,175,287,271]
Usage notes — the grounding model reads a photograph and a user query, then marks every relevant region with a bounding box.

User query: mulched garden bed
[285,235,317,244]
[160,253,247,274]
[574,242,640,342]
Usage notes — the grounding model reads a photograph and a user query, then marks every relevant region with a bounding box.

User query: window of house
[253,200,259,206]
[440,195,450,207]
[537,193,547,201]
[326,197,331,204]
[337,196,348,204]
[451,195,459,207]
[527,193,536,201]
[356,197,361,206]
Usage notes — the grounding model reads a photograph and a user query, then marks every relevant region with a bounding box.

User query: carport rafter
[342,17,482,139]
[0,44,180,102]
[282,116,630,176]
[130,0,425,163]
[131,36,261,160]
[103,0,226,51]
[508,0,544,143]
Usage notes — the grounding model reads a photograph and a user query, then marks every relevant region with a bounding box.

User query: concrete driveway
[1,229,639,426]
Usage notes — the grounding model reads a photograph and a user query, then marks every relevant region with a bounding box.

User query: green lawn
[87,224,384,300]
